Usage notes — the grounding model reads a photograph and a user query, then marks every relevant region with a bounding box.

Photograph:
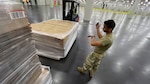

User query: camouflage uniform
[83,34,113,74]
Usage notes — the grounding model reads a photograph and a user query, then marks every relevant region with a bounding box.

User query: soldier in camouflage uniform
[77,20,116,77]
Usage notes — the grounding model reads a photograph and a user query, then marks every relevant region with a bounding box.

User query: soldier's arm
[96,23,103,39]
[90,36,103,46]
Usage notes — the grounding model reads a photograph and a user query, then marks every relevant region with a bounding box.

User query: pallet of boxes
[0,1,53,84]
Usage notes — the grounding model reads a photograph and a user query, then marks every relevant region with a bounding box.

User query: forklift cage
[62,0,80,21]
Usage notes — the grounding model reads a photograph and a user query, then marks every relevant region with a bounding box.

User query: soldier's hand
[96,22,100,29]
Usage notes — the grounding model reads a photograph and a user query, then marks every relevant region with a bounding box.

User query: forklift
[62,0,79,22]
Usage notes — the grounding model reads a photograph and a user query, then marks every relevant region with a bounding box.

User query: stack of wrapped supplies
[0,1,53,84]
[31,19,79,60]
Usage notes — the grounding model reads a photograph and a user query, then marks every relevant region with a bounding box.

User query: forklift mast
[62,0,79,21]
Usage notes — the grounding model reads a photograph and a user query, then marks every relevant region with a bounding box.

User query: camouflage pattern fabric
[83,52,105,74]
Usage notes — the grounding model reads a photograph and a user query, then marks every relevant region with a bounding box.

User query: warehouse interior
[0,0,150,84]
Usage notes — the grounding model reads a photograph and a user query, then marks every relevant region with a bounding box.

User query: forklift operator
[65,5,79,22]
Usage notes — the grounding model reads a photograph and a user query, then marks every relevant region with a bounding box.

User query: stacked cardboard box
[0,1,53,84]
[31,19,79,60]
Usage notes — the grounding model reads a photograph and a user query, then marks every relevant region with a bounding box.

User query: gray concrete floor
[24,5,150,84]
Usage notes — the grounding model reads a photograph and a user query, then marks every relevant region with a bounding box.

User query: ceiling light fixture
[145,0,148,2]
[141,2,144,4]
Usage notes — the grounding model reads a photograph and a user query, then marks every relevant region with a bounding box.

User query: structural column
[50,0,54,7]
[84,0,94,21]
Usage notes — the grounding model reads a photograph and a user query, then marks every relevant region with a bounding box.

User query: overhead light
[141,2,144,4]
[131,2,134,4]
[131,0,134,3]
[145,0,148,2]
[127,1,129,3]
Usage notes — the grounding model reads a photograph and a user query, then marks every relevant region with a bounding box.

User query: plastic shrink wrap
[0,1,53,84]
[31,19,79,60]
[0,0,29,35]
